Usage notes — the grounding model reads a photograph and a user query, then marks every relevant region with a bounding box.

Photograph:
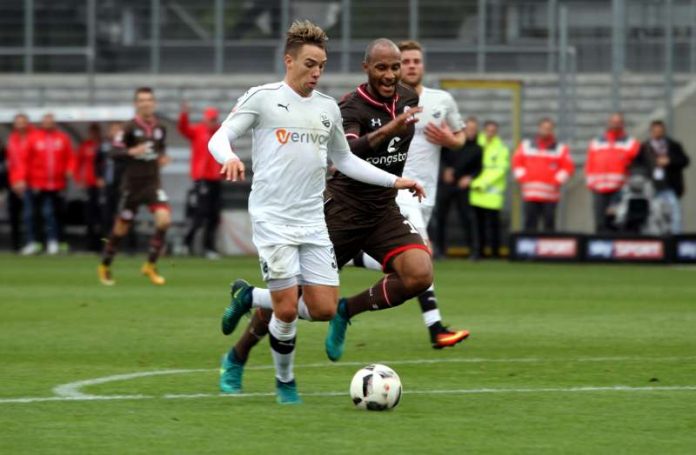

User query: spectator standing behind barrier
[585,113,640,233]
[4,114,32,252]
[75,123,106,251]
[631,120,690,234]
[512,118,575,232]
[22,113,74,255]
[435,116,482,257]
[178,103,223,259]
[469,120,509,259]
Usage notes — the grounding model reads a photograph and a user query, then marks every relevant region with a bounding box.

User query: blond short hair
[285,20,328,56]
[398,40,423,53]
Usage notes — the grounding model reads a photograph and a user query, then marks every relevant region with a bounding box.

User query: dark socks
[418,288,438,314]
[231,308,271,364]
[101,232,124,266]
[147,228,167,263]
[344,274,413,318]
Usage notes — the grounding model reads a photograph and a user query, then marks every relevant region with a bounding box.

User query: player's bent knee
[403,268,433,295]
[273,303,298,322]
[308,304,336,321]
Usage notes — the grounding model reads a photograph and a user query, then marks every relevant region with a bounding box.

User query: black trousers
[185,180,222,252]
[434,184,472,256]
[7,190,23,251]
[593,191,619,234]
[472,206,501,258]
[523,201,557,232]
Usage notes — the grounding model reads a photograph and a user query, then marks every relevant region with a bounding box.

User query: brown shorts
[118,181,170,220]
[325,198,429,272]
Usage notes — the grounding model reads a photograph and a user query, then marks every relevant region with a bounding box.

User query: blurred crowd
[0,104,223,257]
[0,109,691,257]
[433,112,690,259]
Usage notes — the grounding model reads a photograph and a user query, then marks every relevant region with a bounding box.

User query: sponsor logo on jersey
[277,103,289,112]
[154,128,163,140]
[370,118,382,128]
[275,128,328,145]
[432,109,442,119]
[366,151,407,167]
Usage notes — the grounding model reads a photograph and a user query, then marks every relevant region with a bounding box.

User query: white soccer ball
[349,364,402,411]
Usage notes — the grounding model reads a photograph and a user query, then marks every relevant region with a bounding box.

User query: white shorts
[252,221,339,291]
[396,191,434,242]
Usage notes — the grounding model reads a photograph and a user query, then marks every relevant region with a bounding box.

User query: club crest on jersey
[387,136,401,153]
[321,112,331,128]
[153,128,163,140]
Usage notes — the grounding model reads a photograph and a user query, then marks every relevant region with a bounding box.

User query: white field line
[51,355,696,399]
[0,355,688,406]
[2,385,696,405]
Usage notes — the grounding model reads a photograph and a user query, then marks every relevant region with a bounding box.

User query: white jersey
[399,87,464,207]
[222,82,353,226]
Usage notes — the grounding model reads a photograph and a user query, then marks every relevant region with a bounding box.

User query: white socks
[252,287,273,310]
[268,314,297,383]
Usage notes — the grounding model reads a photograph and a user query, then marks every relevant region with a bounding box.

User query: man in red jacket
[585,113,640,233]
[5,113,32,252]
[23,113,74,255]
[178,103,222,259]
[75,123,106,251]
[512,118,575,232]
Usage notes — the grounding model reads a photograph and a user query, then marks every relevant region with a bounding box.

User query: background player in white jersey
[352,40,470,348]
[207,20,423,404]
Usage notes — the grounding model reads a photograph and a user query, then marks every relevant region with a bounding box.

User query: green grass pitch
[1,254,695,454]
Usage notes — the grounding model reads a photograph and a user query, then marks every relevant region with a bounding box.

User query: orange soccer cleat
[141,262,166,285]
[432,327,470,349]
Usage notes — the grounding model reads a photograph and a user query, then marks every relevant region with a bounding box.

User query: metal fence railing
[1,0,694,131]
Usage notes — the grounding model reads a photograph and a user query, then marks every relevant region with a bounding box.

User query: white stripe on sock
[423,309,442,327]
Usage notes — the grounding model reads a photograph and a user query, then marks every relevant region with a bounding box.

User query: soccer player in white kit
[208,21,423,404]
[353,40,470,348]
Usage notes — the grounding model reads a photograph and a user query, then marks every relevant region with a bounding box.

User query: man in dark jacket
[632,120,690,234]
[435,116,483,257]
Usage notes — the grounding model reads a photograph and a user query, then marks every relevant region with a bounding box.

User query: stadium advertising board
[510,234,582,261]
[585,238,666,262]
[672,236,696,263]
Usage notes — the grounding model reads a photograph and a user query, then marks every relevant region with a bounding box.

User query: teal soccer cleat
[325,298,350,362]
[276,379,302,404]
[219,352,244,394]
[221,279,253,336]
